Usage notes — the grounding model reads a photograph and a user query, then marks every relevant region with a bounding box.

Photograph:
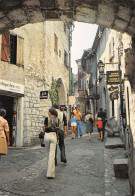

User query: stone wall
[0,21,70,146]
[22,21,70,145]
[0,0,135,37]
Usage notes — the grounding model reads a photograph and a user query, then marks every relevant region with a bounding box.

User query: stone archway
[56,78,67,106]
[0,0,135,36]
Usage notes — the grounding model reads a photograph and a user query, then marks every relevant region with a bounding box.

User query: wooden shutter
[1,31,10,62]
[17,36,24,66]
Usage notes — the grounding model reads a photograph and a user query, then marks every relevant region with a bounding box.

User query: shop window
[1,31,24,66]
[64,50,68,67]
[54,33,58,53]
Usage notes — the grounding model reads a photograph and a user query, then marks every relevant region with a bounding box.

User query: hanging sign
[106,71,121,85]
[110,91,119,101]
[108,86,119,100]
[40,91,48,99]
[108,86,119,93]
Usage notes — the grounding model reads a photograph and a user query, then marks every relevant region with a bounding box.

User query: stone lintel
[23,0,40,7]
[76,7,96,23]
[117,6,132,22]
[113,19,128,32]
[96,4,115,26]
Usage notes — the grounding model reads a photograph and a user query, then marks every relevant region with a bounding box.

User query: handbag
[39,132,45,147]
[89,114,94,124]
[39,132,45,139]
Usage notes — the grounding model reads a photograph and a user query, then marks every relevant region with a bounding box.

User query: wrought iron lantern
[97,60,105,74]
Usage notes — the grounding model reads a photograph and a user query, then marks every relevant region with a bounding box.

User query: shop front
[0,79,24,147]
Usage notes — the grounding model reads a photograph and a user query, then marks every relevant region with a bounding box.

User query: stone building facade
[89,27,135,194]
[0,21,71,147]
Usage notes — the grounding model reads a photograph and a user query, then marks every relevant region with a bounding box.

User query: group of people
[70,107,107,142]
[70,108,83,139]
[0,106,107,180]
[84,108,107,141]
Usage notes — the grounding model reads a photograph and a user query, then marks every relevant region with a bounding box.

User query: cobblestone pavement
[0,123,129,196]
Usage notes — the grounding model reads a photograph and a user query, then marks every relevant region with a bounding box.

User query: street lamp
[97,60,105,74]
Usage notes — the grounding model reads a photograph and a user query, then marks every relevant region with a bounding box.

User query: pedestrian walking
[0,109,10,160]
[43,108,59,179]
[71,112,78,139]
[84,110,94,141]
[61,107,67,138]
[72,107,76,114]
[95,117,103,141]
[75,108,82,137]
[53,104,67,165]
[97,108,106,139]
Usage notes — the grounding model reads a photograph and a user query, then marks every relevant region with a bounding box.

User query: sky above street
[71,22,98,74]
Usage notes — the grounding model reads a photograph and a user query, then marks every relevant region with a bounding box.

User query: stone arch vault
[0,0,135,36]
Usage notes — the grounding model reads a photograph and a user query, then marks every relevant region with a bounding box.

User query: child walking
[96,117,103,141]
[71,112,78,139]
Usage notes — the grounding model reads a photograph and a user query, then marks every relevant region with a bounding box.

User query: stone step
[105,126,120,137]
[105,138,125,149]
[113,159,128,179]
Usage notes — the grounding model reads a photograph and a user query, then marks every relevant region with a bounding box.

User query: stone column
[16,97,24,147]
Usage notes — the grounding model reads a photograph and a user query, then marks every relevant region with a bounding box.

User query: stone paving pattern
[0,123,130,196]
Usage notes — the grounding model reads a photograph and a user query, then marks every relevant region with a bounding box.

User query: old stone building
[0,21,71,147]
[88,26,135,194]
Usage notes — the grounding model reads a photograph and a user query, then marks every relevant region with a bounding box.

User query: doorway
[0,95,14,146]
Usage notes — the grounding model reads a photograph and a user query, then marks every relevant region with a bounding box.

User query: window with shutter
[54,33,58,53]
[10,34,17,64]
[64,50,68,67]
[17,36,24,66]
[1,31,10,62]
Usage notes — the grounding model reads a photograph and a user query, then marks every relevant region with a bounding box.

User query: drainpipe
[69,23,75,96]
[68,23,74,119]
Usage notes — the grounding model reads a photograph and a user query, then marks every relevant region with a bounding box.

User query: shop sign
[0,79,24,95]
[106,71,121,85]
[69,96,75,105]
[40,91,48,99]
[110,91,119,101]
[108,86,119,100]
[108,86,119,93]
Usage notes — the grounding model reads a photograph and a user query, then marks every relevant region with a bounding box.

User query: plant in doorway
[49,77,59,105]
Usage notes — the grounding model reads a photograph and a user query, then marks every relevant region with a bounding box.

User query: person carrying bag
[43,108,59,179]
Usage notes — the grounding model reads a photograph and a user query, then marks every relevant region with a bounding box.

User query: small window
[54,33,58,53]
[1,31,24,66]
[64,23,66,33]
[64,50,68,67]
[59,50,61,57]
[10,34,17,64]
[109,37,114,61]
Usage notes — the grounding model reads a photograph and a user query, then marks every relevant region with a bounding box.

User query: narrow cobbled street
[0,123,129,196]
